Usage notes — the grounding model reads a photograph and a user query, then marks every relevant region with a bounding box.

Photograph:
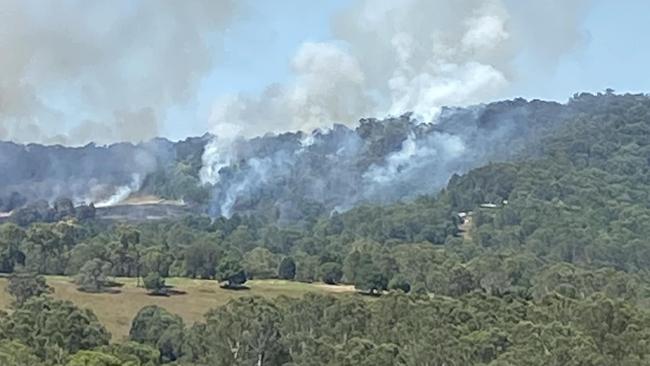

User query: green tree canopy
[6,270,52,306]
[129,305,184,362]
[277,256,296,280]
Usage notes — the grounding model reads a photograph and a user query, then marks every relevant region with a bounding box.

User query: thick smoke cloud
[210,42,373,136]
[198,98,575,220]
[208,0,591,137]
[0,138,177,209]
[361,132,466,199]
[0,0,236,145]
[0,1,594,215]
[198,0,592,218]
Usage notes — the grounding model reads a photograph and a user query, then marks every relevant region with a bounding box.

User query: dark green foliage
[189,297,285,365]
[4,93,650,364]
[143,272,167,295]
[387,274,411,293]
[0,297,110,360]
[129,305,184,362]
[277,256,296,280]
[6,290,650,365]
[216,257,247,288]
[0,223,26,273]
[140,246,172,278]
[243,247,278,279]
[141,162,211,205]
[0,340,42,366]
[183,242,219,279]
[447,264,476,297]
[65,351,123,366]
[75,203,97,221]
[319,262,343,284]
[354,254,388,294]
[6,270,52,306]
[97,341,160,366]
[178,292,650,365]
[75,259,112,293]
[9,200,95,226]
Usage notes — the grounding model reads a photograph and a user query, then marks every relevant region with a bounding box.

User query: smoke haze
[0,0,591,144]
[0,0,235,145]
[0,1,595,219]
[196,0,592,218]
[199,97,582,220]
[208,0,591,137]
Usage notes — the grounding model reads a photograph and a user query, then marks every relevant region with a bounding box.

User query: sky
[510,0,650,101]
[1,0,649,145]
[166,0,352,139]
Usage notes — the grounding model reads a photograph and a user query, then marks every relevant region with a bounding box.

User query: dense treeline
[0,200,459,293]
[0,135,211,213]
[446,92,650,294]
[5,95,650,298]
[2,282,650,365]
[3,92,650,364]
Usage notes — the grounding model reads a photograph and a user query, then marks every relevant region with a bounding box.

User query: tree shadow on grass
[104,280,124,288]
[358,290,383,297]
[145,286,188,297]
[146,291,170,297]
[219,284,251,291]
[166,287,187,296]
[77,287,122,295]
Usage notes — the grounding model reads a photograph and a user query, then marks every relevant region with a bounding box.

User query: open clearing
[0,276,355,340]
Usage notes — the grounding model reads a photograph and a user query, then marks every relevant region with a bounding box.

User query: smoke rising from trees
[0,1,593,217]
[199,0,592,218]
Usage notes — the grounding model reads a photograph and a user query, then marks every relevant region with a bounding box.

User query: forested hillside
[2,92,650,365]
[2,95,572,221]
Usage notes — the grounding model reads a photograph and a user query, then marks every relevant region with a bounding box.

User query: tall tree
[0,223,26,273]
[0,297,110,358]
[354,255,388,294]
[6,270,52,307]
[129,305,184,362]
[75,259,112,293]
[197,297,286,365]
[216,257,247,289]
[319,262,343,285]
[143,272,167,296]
[277,257,296,280]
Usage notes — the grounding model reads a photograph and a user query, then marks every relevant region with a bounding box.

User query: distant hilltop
[1,92,644,223]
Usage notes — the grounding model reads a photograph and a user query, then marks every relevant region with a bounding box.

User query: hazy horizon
[1,0,649,145]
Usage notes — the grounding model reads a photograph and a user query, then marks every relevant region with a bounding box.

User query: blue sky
[510,0,650,101]
[167,0,351,139]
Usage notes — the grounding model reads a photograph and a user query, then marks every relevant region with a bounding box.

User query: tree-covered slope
[3,92,650,365]
[1,95,575,223]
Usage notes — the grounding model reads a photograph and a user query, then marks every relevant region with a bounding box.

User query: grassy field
[0,276,355,340]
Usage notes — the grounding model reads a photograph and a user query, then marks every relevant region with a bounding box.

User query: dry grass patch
[0,276,355,340]
[0,278,11,310]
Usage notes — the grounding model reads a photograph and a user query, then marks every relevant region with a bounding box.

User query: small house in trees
[479,203,499,209]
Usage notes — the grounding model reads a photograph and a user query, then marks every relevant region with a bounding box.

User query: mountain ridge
[0,92,638,222]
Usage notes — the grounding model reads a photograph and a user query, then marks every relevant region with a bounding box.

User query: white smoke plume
[207,0,590,137]
[199,137,236,186]
[361,131,467,203]
[0,0,236,145]
[363,132,466,185]
[95,173,143,208]
[209,42,373,137]
[198,0,592,217]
